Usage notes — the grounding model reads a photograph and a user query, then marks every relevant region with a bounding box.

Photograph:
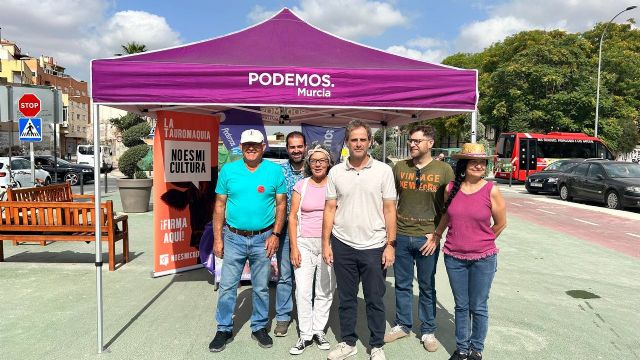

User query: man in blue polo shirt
[209,129,287,352]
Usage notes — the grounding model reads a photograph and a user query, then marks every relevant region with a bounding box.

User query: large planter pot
[117,178,153,213]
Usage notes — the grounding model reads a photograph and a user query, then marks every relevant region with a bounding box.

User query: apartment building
[0,39,90,156]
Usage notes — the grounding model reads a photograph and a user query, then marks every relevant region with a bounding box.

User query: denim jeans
[332,236,386,348]
[393,234,440,335]
[215,227,272,332]
[444,254,497,353]
[275,223,293,322]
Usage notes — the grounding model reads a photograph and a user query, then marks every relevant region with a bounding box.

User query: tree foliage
[108,113,151,178]
[121,42,147,54]
[438,23,639,154]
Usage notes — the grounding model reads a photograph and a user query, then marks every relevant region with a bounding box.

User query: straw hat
[452,143,493,160]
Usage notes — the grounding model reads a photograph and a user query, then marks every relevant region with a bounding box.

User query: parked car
[557,160,640,209]
[0,157,52,189]
[22,155,94,186]
[263,144,288,164]
[77,144,113,172]
[525,159,585,194]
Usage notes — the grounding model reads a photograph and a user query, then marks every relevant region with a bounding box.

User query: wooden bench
[7,182,94,202]
[6,183,94,246]
[0,200,129,271]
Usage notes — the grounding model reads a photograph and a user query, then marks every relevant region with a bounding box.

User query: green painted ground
[1,192,639,359]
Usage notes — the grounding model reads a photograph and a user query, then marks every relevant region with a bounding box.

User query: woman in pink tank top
[429,143,507,360]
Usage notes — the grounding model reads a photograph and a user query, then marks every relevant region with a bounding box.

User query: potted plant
[110,113,153,213]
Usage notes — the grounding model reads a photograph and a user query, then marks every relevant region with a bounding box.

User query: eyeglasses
[415,168,421,188]
[407,138,432,145]
[309,159,329,165]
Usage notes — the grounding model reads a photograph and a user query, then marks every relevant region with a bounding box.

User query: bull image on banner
[153,110,219,276]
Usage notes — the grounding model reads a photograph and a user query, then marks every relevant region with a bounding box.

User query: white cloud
[99,11,181,55]
[455,0,639,53]
[386,45,449,63]
[457,16,533,52]
[249,0,407,40]
[385,36,450,64]
[0,0,181,80]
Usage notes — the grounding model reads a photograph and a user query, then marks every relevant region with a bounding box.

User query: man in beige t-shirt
[322,120,397,360]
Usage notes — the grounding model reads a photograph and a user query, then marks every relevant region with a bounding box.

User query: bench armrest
[114,214,128,223]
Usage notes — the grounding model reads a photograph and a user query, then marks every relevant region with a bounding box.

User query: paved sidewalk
[1,187,639,359]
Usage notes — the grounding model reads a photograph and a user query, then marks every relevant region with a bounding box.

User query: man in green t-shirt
[385,125,454,353]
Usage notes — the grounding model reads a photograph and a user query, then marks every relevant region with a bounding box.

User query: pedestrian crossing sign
[19,117,43,142]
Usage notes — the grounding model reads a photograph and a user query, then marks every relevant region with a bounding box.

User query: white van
[77,145,113,172]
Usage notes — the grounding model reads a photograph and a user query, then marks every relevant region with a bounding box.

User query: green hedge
[118,144,150,178]
[122,122,151,148]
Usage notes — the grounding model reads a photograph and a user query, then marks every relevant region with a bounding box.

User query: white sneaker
[421,333,439,352]
[327,342,358,360]
[384,325,409,343]
[370,347,386,360]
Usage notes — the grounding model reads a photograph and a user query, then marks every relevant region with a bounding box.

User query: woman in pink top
[427,143,507,360]
[288,144,336,355]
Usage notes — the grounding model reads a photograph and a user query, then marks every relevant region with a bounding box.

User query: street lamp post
[594,5,637,138]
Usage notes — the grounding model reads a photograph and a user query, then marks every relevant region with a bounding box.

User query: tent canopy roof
[115,9,451,71]
[91,8,477,127]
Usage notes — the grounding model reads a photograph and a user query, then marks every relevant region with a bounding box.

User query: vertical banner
[301,123,346,162]
[219,108,268,156]
[153,110,219,277]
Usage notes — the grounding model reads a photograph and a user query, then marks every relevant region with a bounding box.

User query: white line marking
[510,202,523,207]
[536,209,556,214]
[523,201,536,204]
[626,233,640,238]
[573,218,598,226]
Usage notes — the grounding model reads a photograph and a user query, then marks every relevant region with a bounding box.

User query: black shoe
[289,337,314,355]
[209,331,232,352]
[251,328,273,348]
[469,350,482,360]
[313,332,331,350]
[449,349,468,360]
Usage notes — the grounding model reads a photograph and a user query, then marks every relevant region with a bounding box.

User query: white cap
[240,129,265,144]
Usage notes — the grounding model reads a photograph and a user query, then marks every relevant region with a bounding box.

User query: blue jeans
[275,223,293,322]
[444,254,497,353]
[215,227,272,332]
[393,234,440,335]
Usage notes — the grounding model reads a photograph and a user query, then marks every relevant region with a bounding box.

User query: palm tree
[120,42,147,55]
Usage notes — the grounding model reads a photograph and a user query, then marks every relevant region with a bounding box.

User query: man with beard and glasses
[273,131,307,337]
[385,125,453,352]
[209,129,287,352]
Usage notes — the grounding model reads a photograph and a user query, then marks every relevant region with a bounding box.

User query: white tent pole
[92,103,104,353]
[471,111,478,143]
[382,122,388,162]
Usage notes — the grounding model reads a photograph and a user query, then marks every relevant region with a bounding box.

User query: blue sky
[1,0,637,81]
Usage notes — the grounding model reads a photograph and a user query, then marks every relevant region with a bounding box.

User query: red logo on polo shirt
[257,185,265,193]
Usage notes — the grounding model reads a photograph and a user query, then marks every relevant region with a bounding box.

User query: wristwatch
[386,240,397,248]
[272,231,281,237]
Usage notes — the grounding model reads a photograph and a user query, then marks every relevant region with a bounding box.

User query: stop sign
[18,93,41,117]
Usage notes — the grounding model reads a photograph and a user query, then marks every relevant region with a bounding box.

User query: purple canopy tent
[89,8,478,352]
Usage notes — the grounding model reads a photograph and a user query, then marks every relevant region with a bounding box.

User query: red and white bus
[494,132,614,181]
